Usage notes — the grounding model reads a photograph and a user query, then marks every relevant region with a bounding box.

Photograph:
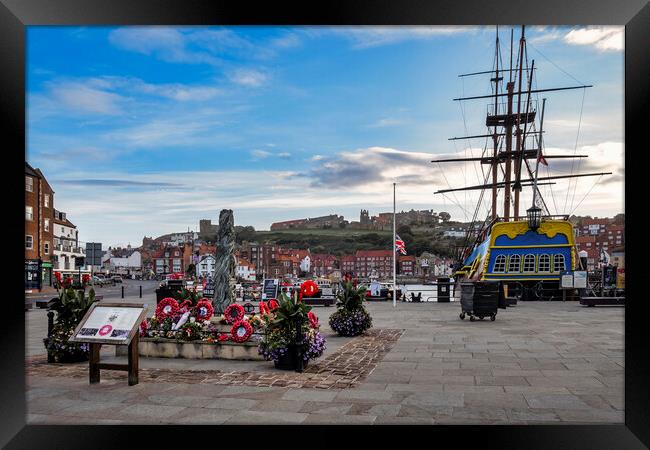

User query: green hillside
[235,226,461,257]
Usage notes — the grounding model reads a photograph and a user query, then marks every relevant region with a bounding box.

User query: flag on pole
[537,150,548,166]
[395,234,407,255]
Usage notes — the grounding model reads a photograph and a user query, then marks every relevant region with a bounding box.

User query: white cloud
[310,154,324,161]
[228,69,268,87]
[251,149,272,159]
[317,26,473,49]
[564,27,623,52]
[108,27,222,66]
[49,81,124,115]
[369,117,405,128]
[270,33,301,49]
[277,152,292,159]
[530,26,623,52]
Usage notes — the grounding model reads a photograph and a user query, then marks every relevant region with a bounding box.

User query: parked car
[92,276,110,287]
[111,275,123,283]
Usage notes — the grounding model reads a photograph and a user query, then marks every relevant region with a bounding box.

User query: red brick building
[354,250,394,278]
[270,219,307,230]
[152,245,185,275]
[25,162,55,290]
[398,255,416,276]
[311,253,339,277]
[340,255,356,276]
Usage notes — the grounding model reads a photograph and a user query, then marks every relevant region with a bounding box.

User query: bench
[580,296,625,307]
[303,297,335,307]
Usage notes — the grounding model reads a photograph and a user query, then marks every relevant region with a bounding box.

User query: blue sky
[26,26,624,247]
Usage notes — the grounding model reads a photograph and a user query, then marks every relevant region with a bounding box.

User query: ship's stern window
[507,254,521,273]
[553,254,566,272]
[523,254,536,273]
[538,254,551,272]
[493,255,506,273]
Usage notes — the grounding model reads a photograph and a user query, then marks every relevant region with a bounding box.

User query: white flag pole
[393,182,397,308]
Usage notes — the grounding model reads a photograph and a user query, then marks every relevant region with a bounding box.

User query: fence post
[47,311,55,363]
[121,285,124,299]
[139,285,142,298]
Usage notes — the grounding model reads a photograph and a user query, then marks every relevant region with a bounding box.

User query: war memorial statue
[212,209,236,314]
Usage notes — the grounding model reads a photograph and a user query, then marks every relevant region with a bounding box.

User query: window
[507,255,521,272]
[44,219,49,232]
[554,254,566,272]
[26,235,33,249]
[523,254,536,273]
[26,206,33,220]
[493,255,506,273]
[44,194,49,208]
[538,254,551,272]
[26,176,34,192]
[44,242,50,254]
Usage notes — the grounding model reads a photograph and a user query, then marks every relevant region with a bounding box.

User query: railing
[54,244,85,254]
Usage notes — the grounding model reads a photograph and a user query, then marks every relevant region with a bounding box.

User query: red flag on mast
[537,150,548,166]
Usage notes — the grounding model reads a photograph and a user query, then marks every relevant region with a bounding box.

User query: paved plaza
[25,300,624,425]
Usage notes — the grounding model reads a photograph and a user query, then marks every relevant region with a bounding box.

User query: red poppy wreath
[156,298,179,320]
[230,320,253,343]
[224,303,245,324]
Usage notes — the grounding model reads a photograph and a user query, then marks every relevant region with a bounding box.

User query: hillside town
[25,161,624,292]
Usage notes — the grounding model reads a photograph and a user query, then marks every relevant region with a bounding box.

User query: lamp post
[527,206,542,230]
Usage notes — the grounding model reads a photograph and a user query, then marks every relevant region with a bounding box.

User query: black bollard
[47,311,55,363]
[139,285,142,298]
[121,285,124,299]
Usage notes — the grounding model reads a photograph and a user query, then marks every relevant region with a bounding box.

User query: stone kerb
[116,338,264,360]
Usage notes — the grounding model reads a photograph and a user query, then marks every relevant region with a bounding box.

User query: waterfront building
[25,162,55,291]
[52,209,86,277]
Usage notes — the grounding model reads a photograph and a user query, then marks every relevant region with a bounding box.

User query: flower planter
[115,337,265,360]
[273,345,309,371]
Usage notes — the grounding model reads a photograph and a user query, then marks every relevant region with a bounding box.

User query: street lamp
[527,206,542,230]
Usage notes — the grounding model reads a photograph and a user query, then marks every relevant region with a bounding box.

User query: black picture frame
[4,0,647,447]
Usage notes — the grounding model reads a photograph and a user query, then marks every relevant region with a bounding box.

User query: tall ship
[433,26,611,301]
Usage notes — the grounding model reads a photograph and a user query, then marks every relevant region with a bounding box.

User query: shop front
[25,259,41,291]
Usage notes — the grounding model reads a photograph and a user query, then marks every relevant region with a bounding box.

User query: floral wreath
[230,320,253,343]
[224,303,245,324]
[179,299,193,312]
[308,311,319,329]
[195,299,214,321]
[258,301,271,315]
[301,280,319,298]
[139,319,149,337]
[156,298,180,320]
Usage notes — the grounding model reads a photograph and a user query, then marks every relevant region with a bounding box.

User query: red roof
[355,250,392,258]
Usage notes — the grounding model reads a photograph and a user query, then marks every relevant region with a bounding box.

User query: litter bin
[437,277,451,302]
[459,281,499,321]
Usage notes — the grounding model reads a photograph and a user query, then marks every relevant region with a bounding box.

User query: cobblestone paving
[26,329,404,390]
[25,301,624,424]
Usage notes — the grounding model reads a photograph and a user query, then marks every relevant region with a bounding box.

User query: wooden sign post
[69,302,148,386]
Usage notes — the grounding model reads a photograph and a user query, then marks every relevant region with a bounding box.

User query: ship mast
[434,26,598,214]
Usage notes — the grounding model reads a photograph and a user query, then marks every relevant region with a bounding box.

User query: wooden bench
[580,296,625,307]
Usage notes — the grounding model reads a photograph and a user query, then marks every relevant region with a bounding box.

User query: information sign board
[25,259,41,290]
[560,271,574,289]
[573,271,587,289]
[262,278,279,300]
[69,302,148,345]
[203,279,215,297]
